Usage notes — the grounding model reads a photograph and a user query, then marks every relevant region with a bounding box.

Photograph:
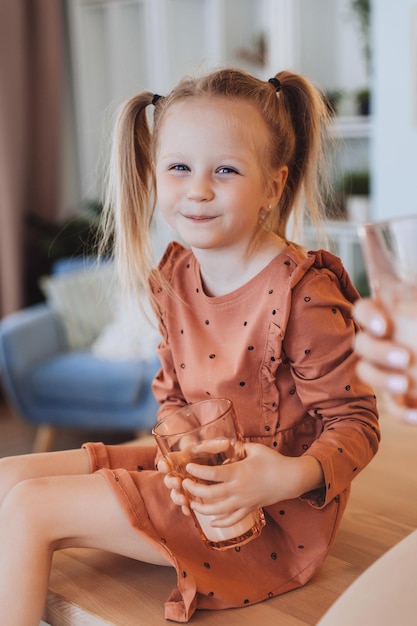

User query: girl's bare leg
[0,449,91,504]
[0,451,171,626]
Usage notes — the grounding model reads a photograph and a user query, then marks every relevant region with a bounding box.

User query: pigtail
[98,67,336,307]
[268,71,334,244]
[100,91,156,300]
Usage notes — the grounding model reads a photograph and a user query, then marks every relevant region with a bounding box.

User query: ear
[266,165,288,208]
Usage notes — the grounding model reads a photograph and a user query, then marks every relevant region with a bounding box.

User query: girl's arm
[279,268,380,509]
[166,267,379,524]
[150,244,189,419]
[161,443,324,525]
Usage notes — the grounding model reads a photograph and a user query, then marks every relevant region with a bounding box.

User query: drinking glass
[152,398,266,550]
[358,215,417,407]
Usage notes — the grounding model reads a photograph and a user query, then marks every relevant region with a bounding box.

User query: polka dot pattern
[143,241,380,619]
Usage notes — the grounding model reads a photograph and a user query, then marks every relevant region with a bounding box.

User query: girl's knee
[1,477,56,544]
[0,456,29,507]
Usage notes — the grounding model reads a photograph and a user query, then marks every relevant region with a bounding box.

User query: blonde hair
[100,68,333,300]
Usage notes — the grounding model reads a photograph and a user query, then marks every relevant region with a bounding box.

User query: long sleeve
[283,260,379,508]
[150,242,189,420]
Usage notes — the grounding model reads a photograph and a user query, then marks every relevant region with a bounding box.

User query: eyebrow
[158,152,251,165]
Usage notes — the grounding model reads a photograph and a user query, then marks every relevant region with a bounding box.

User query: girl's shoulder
[157,241,191,276]
[305,248,360,304]
[149,241,187,296]
[283,243,360,305]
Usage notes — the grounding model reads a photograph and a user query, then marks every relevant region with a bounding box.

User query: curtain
[0,0,63,317]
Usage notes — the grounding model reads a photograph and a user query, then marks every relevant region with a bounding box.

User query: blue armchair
[0,262,161,452]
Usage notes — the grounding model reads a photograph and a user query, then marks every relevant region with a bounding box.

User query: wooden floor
[0,397,137,458]
[1,395,417,624]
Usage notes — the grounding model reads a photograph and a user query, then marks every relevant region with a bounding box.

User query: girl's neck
[193,232,287,297]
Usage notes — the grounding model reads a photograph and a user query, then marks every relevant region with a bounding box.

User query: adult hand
[354,298,417,424]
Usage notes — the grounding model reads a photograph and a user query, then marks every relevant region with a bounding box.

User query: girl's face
[155,96,286,254]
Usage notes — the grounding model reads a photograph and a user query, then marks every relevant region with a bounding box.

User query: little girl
[0,68,379,624]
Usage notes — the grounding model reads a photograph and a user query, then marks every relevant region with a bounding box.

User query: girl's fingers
[169,487,188,507]
[182,476,228,502]
[157,459,171,474]
[162,472,193,515]
[185,462,228,483]
[163,472,183,490]
[190,501,252,527]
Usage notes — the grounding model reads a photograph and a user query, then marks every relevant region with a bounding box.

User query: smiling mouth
[184,214,217,221]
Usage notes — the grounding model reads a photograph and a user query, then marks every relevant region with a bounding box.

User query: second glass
[358,215,417,407]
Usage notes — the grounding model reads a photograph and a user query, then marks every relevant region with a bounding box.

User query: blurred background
[0,0,415,315]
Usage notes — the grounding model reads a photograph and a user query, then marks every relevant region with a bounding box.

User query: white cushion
[40,264,116,350]
[91,296,160,362]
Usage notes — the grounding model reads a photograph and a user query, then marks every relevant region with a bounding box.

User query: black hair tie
[268,77,282,93]
[152,93,162,106]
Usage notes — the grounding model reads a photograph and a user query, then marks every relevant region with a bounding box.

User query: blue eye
[171,164,189,172]
[217,166,238,175]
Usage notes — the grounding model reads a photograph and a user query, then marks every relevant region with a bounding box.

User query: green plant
[350,0,371,73]
[338,170,370,196]
[356,88,371,115]
[351,0,370,29]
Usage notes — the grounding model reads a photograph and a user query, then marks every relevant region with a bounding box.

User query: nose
[185,173,214,202]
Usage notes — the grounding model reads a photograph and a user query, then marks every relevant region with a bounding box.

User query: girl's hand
[353,299,417,424]
[157,458,192,516]
[182,443,323,528]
